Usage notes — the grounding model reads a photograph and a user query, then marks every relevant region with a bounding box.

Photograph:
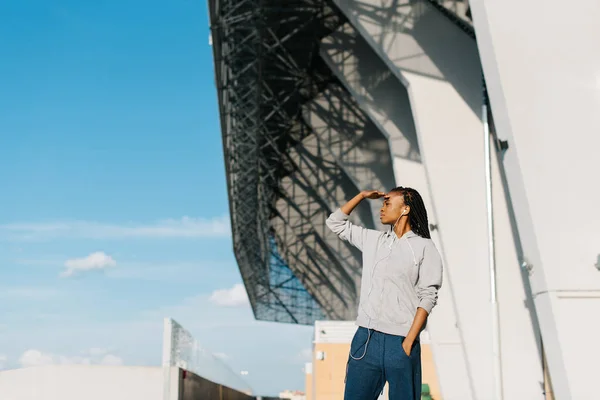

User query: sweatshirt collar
[387,229,417,240]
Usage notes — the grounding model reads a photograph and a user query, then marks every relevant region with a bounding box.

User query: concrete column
[470,1,600,398]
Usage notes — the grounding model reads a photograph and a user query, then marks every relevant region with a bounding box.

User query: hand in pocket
[402,339,413,356]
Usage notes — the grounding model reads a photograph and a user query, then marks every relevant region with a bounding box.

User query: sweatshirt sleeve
[325,208,370,252]
[416,240,443,314]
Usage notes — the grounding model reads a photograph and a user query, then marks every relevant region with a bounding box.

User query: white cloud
[61,252,116,277]
[209,284,249,307]
[19,349,122,368]
[0,287,59,299]
[297,348,313,362]
[213,352,230,361]
[99,354,123,366]
[87,347,109,357]
[0,354,7,370]
[0,216,230,241]
[19,349,54,367]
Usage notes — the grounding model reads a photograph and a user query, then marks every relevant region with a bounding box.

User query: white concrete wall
[331,0,544,398]
[470,1,600,398]
[0,365,180,400]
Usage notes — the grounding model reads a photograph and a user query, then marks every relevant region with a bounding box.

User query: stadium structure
[209,0,600,399]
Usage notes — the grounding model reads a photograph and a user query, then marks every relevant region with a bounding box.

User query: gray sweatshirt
[326,208,443,337]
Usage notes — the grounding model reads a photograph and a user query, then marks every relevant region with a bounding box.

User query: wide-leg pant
[344,327,421,400]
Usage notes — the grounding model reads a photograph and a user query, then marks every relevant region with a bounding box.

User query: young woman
[326,187,443,400]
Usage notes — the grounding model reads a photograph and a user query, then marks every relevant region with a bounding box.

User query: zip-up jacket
[326,208,443,336]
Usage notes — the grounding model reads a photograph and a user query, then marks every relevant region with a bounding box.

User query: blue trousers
[344,327,421,400]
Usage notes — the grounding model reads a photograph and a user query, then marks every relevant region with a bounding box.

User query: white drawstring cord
[349,329,372,361]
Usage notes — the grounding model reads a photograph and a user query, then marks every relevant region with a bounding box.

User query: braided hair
[390,186,431,239]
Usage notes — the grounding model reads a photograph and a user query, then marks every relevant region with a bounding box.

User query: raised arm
[326,190,384,251]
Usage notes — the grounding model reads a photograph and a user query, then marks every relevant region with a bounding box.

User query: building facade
[210,0,600,398]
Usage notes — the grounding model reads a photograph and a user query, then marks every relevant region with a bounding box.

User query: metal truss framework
[209,0,480,324]
[209,0,349,324]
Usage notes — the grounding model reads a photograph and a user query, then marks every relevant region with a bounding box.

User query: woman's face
[379,191,408,225]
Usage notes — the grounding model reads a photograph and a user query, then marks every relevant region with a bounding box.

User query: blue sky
[0,0,312,395]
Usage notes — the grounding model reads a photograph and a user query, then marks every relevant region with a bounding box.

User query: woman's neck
[393,220,411,238]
